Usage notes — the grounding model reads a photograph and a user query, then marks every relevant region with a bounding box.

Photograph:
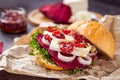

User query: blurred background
[0,0,120,80]
[0,0,120,15]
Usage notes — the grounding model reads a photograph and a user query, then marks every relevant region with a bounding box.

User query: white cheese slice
[71,46,92,57]
[49,38,61,52]
[63,0,88,14]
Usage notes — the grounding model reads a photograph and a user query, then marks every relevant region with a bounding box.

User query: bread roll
[68,21,115,59]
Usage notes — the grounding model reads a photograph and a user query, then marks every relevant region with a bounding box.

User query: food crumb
[0,42,4,54]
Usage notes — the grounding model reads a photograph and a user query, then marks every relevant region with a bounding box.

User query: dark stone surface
[89,0,120,15]
[0,0,120,80]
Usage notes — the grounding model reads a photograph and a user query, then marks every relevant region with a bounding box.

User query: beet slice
[0,42,3,54]
[36,34,49,50]
[51,57,77,69]
[39,3,72,24]
[36,34,86,69]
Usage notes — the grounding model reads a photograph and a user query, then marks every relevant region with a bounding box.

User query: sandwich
[29,20,115,73]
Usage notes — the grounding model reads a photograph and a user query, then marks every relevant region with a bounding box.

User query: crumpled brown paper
[0,15,120,80]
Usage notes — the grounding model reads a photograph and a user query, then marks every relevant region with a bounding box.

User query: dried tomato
[52,30,65,39]
[62,29,71,34]
[47,26,58,32]
[59,41,74,54]
[72,32,83,42]
[74,41,86,48]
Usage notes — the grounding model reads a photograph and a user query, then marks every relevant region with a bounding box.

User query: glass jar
[0,7,27,33]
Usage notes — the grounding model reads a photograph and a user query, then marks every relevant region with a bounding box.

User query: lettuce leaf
[29,30,51,62]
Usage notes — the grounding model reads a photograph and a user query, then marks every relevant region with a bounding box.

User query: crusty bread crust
[68,21,115,59]
[36,56,63,70]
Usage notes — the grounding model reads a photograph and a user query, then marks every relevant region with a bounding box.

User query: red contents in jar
[59,41,74,54]
[0,8,27,33]
[52,30,65,39]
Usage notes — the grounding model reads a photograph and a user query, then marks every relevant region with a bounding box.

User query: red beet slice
[36,34,86,69]
[39,3,72,24]
[51,56,86,69]
[51,57,77,69]
[0,42,4,54]
[36,34,49,49]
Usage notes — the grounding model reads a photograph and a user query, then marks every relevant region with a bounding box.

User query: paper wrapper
[0,15,120,80]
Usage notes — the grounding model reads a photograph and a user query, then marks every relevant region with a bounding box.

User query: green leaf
[31,30,41,39]
[29,30,52,63]
[29,30,41,49]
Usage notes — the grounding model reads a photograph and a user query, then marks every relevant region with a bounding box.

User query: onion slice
[58,52,76,62]
[41,36,50,46]
[78,56,92,65]
[88,51,97,56]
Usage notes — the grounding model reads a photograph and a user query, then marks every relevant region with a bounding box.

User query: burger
[29,21,115,73]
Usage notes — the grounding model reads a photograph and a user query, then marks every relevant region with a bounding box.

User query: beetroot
[0,42,3,54]
[36,34,49,50]
[39,3,72,24]
[51,57,77,69]
[36,34,86,69]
